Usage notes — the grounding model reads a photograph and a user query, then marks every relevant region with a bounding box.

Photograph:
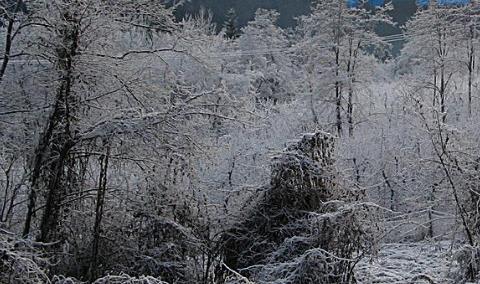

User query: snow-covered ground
[355,242,461,284]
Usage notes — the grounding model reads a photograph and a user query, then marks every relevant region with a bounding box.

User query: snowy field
[356,242,461,284]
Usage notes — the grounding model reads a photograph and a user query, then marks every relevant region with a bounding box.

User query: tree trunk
[89,144,110,282]
[23,99,64,237]
[440,64,446,123]
[346,37,359,137]
[428,184,436,238]
[28,9,80,242]
[38,140,75,242]
[433,67,437,108]
[382,170,394,211]
[335,46,342,136]
[346,38,353,137]
[309,75,319,125]
[0,0,22,82]
[468,25,475,117]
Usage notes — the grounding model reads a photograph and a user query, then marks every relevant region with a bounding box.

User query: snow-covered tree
[234,9,294,104]
[223,8,240,40]
[295,0,391,136]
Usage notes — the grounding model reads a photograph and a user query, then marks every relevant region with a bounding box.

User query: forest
[177,0,417,28]
[1,0,480,283]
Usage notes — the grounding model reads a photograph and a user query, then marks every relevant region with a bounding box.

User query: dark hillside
[177,0,418,30]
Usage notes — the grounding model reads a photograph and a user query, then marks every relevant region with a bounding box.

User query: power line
[7,22,477,62]
[199,34,409,59]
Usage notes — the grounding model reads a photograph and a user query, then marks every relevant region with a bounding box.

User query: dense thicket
[220,133,374,283]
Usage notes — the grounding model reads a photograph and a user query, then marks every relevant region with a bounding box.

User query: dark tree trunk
[89,144,110,282]
[0,0,22,82]
[467,25,475,116]
[25,9,81,241]
[38,140,75,242]
[335,46,342,136]
[428,184,436,238]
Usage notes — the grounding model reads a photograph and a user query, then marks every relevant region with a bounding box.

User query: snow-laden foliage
[220,132,375,283]
[356,241,459,283]
[92,274,169,284]
[454,245,480,283]
[0,229,49,284]
[3,0,480,283]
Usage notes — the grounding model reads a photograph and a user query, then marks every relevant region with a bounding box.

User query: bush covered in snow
[0,229,49,284]
[220,132,375,283]
[454,245,480,283]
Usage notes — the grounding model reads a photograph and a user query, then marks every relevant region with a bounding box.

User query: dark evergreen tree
[223,8,239,39]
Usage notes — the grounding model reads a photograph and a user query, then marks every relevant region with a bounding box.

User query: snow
[355,241,460,284]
